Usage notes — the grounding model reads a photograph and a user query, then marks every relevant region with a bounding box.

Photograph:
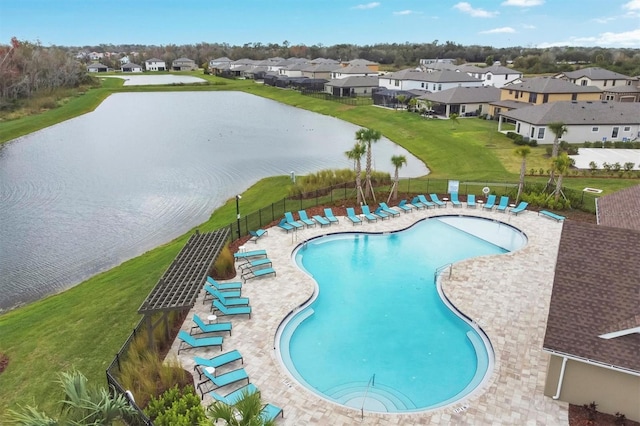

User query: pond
[0,91,428,311]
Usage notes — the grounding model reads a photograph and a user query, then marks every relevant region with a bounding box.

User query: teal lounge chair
[429,194,446,208]
[417,194,436,209]
[324,208,339,224]
[208,383,258,405]
[248,229,267,243]
[467,194,477,208]
[260,403,284,422]
[234,249,267,261]
[191,314,232,336]
[411,196,426,209]
[450,192,462,207]
[374,207,390,220]
[496,196,510,212]
[297,210,316,227]
[482,194,497,210]
[379,202,400,217]
[177,330,223,354]
[213,300,252,318]
[242,267,276,282]
[539,210,565,222]
[207,276,242,291]
[346,208,362,225]
[277,218,294,233]
[284,212,304,229]
[214,289,250,307]
[509,201,529,215]
[360,205,378,222]
[238,258,272,271]
[198,367,250,399]
[397,199,413,213]
[204,283,242,304]
[193,350,243,379]
[312,215,331,227]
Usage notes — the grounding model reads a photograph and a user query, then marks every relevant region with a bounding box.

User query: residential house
[324,76,379,97]
[121,63,143,73]
[602,78,640,102]
[555,67,632,91]
[543,186,640,422]
[172,57,198,71]
[145,58,166,71]
[473,65,523,88]
[379,69,483,92]
[88,52,104,61]
[419,58,455,66]
[301,63,340,80]
[87,63,108,72]
[488,77,602,117]
[497,101,640,144]
[330,64,378,80]
[341,58,379,72]
[119,56,130,65]
[417,86,501,117]
[279,62,308,77]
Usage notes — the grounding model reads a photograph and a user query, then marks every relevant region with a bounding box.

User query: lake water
[0,91,428,311]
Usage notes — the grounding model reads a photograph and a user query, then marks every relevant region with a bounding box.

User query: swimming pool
[276,216,527,413]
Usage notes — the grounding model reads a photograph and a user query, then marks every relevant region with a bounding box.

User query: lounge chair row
[278,209,339,232]
[193,351,284,421]
[233,250,277,282]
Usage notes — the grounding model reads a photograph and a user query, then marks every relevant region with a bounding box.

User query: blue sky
[1,0,639,48]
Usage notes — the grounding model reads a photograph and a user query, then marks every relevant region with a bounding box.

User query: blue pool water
[277,216,527,413]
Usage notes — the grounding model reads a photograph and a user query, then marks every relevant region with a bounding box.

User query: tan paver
[170,204,569,425]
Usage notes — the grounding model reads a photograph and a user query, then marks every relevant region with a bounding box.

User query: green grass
[0,77,638,417]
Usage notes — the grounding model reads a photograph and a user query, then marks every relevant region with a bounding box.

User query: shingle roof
[597,184,640,232]
[211,56,232,63]
[560,67,631,80]
[335,64,377,74]
[508,77,602,93]
[344,58,378,66]
[543,221,640,373]
[419,86,501,104]
[603,85,640,94]
[302,63,341,72]
[325,75,379,88]
[484,65,522,75]
[387,69,481,83]
[500,101,640,125]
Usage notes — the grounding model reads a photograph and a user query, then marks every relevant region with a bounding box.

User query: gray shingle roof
[335,64,377,74]
[302,63,341,72]
[543,220,640,373]
[508,77,602,93]
[597,184,640,232]
[501,101,640,125]
[484,64,522,75]
[419,86,501,104]
[325,75,379,88]
[603,85,640,94]
[560,67,631,80]
[387,69,481,83]
[344,58,378,66]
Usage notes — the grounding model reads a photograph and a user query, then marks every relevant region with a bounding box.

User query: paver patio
[170,204,569,425]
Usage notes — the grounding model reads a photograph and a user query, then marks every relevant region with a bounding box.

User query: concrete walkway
[170,204,569,425]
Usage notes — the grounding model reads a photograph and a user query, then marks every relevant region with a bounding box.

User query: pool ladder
[360,373,376,420]
[434,263,453,281]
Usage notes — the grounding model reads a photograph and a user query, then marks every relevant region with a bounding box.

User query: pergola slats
[138,229,229,315]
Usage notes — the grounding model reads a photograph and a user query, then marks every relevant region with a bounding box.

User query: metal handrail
[360,373,376,420]
[434,263,453,281]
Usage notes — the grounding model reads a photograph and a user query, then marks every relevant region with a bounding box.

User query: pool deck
[170,204,569,425]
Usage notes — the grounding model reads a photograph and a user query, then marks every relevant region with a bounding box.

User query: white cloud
[393,10,416,15]
[523,24,536,29]
[501,0,544,6]
[453,2,499,18]
[480,27,516,34]
[622,0,640,10]
[538,28,640,48]
[592,17,615,23]
[352,2,380,10]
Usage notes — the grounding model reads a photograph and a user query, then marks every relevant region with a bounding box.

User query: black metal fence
[227,177,597,242]
[301,90,374,106]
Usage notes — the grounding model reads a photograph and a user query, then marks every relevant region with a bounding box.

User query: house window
[571,93,578,101]
[520,92,524,98]
[505,74,509,80]
[627,80,632,86]
[509,89,513,95]
[605,95,614,101]
[603,80,607,87]
[364,89,367,94]
[516,123,520,132]
[437,84,442,91]
[543,94,549,103]
[529,93,537,103]
[531,127,535,138]
[461,105,466,113]
[624,126,630,131]
[394,80,399,87]
[581,80,587,86]
[421,82,425,88]
[487,74,492,80]
[537,128,545,139]
[592,127,599,132]
[612,127,619,138]
[433,84,436,91]
[612,80,616,86]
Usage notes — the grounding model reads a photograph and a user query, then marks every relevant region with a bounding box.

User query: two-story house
[379,69,483,92]
[145,58,166,71]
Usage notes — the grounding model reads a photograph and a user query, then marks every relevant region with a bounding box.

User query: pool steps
[325,381,417,411]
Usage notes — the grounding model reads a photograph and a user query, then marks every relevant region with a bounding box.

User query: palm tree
[552,153,572,202]
[356,127,382,202]
[6,370,136,425]
[547,121,568,188]
[388,155,407,202]
[345,142,366,205]
[208,389,276,426]
[514,146,531,204]
[449,113,459,129]
[396,95,406,110]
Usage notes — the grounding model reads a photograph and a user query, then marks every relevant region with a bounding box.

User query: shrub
[583,141,592,148]
[612,162,622,172]
[545,146,553,156]
[513,135,526,145]
[583,401,598,421]
[567,146,579,155]
[506,131,518,140]
[593,141,603,148]
[559,141,569,150]
[614,141,626,148]
[145,385,206,426]
[624,162,635,172]
[604,140,613,148]
[539,168,545,175]
[212,243,235,279]
[589,161,598,173]
[528,139,538,147]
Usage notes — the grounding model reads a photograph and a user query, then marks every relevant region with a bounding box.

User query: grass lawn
[0,76,638,417]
